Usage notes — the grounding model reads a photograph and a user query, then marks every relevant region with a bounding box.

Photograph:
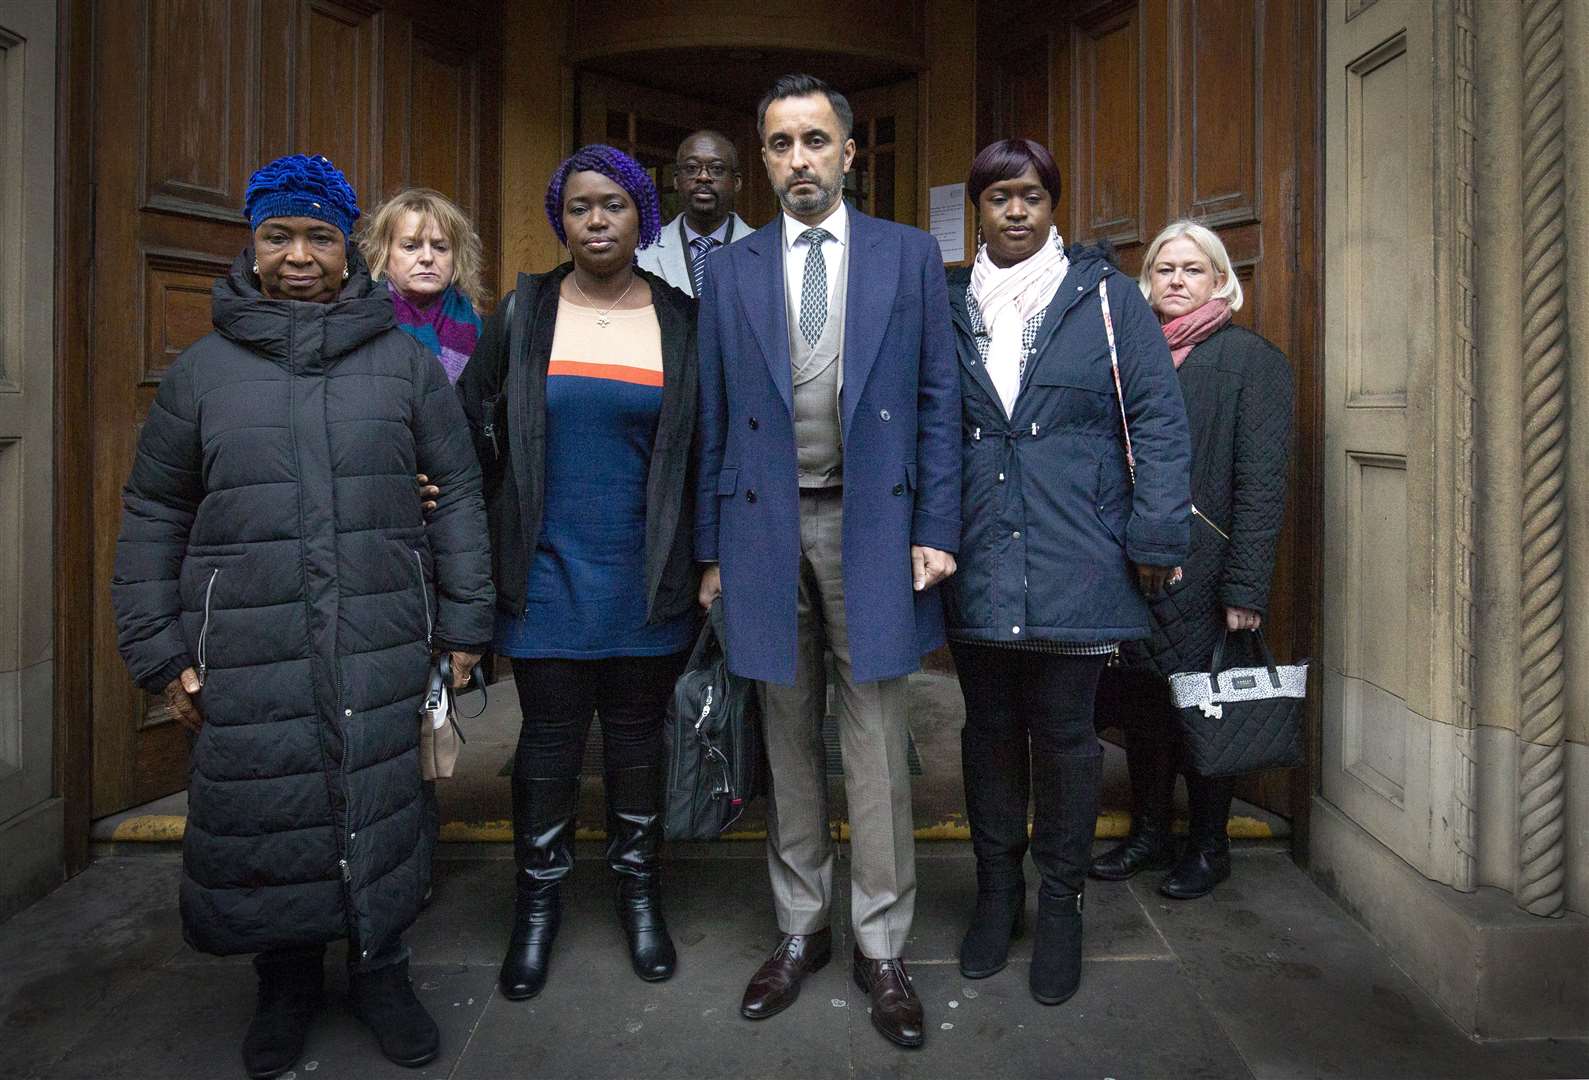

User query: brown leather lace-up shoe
[740,928,833,1020]
[852,946,925,1048]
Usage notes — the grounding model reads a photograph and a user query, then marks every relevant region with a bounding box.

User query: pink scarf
[1161,298,1231,368]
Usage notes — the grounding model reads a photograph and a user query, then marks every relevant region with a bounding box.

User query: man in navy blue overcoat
[695,74,961,1049]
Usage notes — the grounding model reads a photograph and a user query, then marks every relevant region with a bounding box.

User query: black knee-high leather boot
[1089,732,1177,880]
[605,764,677,981]
[1028,750,1101,1005]
[1161,772,1235,899]
[958,722,1030,979]
[499,775,578,1000]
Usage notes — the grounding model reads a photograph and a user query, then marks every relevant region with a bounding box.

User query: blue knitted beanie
[244,154,360,238]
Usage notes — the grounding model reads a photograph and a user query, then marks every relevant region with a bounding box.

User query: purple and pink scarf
[390,283,482,385]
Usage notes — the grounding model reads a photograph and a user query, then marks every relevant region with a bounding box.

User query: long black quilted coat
[1118,322,1294,678]
[111,252,495,959]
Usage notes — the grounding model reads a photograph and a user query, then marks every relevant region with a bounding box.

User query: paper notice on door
[929,183,967,263]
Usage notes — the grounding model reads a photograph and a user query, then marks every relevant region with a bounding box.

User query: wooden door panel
[87,0,500,816]
[1073,6,1144,247]
[144,0,256,221]
[1181,0,1258,225]
[296,0,383,204]
[408,42,476,200]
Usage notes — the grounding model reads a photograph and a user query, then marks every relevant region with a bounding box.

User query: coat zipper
[196,568,220,687]
[412,549,432,646]
[1192,505,1231,542]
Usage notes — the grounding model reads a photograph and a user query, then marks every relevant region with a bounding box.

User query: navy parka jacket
[943,249,1191,643]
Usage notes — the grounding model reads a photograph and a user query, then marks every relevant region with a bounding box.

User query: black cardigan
[455,264,701,624]
[1120,321,1294,676]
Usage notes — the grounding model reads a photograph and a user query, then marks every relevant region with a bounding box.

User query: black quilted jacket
[111,252,495,958]
[1118,322,1293,677]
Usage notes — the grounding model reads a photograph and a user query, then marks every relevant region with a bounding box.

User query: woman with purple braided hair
[456,144,700,1001]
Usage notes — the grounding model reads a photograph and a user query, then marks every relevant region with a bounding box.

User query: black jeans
[951,643,1108,895]
[509,652,689,782]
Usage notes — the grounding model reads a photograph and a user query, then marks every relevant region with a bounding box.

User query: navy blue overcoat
[943,249,1191,643]
[695,210,962,686]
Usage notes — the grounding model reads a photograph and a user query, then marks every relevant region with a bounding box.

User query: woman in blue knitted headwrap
[111,153,495,1078]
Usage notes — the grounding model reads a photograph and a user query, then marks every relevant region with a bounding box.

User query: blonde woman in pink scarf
[1089,220,1294,900]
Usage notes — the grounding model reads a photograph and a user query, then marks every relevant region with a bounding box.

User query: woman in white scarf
[942,139,1191,1011]
[969,221,1068,417]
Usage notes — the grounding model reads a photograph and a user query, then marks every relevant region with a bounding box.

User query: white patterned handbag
[1168,629,1307,776]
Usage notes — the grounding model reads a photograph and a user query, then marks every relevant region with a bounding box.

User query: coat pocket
[411,548,433,647]
[196,568,220,687]
[1094,455,1130,548]
[715,467,740,496]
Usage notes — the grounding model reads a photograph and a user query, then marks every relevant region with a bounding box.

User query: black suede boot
[1161,773,1235,899]
[958,722,1030,979]
[348,957,439,1068]
[1029,750,1101,1005]
[605,764,677,982]
[500,775,578,1000]
[1089,733,1177,880]
[242,949,324,1079]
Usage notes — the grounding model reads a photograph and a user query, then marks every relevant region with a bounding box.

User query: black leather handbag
[662,601,765,840]
[1168,629,1307,777]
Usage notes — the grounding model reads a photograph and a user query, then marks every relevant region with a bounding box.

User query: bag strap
[1208,627,1282,691]
[1098,279,1136,486]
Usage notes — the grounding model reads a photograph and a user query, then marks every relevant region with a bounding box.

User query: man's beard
[779,170,843,216]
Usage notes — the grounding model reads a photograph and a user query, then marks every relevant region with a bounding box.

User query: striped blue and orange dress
[494,301,696,659]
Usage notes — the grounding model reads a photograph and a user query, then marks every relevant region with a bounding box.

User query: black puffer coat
[111,253,495,959]
[1119,322,1294,677]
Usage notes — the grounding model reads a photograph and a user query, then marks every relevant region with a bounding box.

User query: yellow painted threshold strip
[111,812,1274,844]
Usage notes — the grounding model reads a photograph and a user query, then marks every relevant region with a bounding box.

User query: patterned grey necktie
[798,228,833,347]
[689,235,718,296]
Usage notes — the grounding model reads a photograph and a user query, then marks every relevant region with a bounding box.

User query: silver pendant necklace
[571,271,637,328]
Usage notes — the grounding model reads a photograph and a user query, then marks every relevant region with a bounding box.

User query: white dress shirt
[782,199,849,327]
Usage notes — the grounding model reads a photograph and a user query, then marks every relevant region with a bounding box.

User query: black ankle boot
[242,950,324,1079]
[500,776,578,1000]
[349,957,439,1068]
[1028,748,1101,1006]
[1090,734,1177,881]
[958,706,1032,979]
[1030,888,1084,1005]
[606,764,676,981]
[1161,773,1235,900]
[959,883,1026,979]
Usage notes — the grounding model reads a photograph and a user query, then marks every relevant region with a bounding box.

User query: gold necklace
[570,271,637,328]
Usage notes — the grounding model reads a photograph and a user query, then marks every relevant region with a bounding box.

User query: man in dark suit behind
[695,73,961,1049]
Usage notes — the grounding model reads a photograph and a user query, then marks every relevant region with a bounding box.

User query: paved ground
[5,843,1587,1080]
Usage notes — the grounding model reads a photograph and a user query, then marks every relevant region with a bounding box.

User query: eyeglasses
[675,161,733,180]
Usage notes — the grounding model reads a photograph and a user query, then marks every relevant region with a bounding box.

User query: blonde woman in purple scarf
[360,188,487,385]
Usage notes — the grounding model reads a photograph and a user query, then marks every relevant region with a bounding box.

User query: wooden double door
[74,0,502,816]
[978,0,1320,824]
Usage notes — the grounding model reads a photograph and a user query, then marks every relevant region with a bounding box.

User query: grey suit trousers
[760,487,916,959]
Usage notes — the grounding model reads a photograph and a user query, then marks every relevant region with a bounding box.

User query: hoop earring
[342,265,350,280]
